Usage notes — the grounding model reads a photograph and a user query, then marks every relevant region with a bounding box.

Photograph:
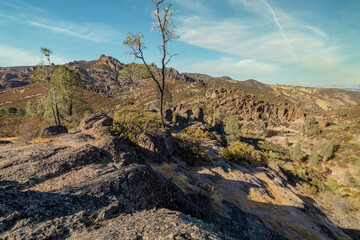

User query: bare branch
[165,53,178,66]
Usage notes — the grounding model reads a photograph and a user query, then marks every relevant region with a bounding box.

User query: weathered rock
[193,107,204,122]
[352,134,360,143]
[91,117,113,137]
[136,130,179,163]
[317,118,330,128]
[79,113,110,131]
[94,136,142,167]
[79,113,113,138]
[172,114,188,127]
[40,125,68,138]
[69,208,231,240]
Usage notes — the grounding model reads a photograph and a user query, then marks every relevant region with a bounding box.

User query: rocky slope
[0,114,288,240]
[1,114,356,239]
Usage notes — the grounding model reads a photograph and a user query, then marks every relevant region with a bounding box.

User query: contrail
[262,0,297,62]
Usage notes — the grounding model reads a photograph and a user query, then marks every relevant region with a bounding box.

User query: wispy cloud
[26,20,122,43]
[0,0,49,15]
[0,0,122,44]
[261,0,297,62]
[0,44,69,67]
[190,57,281,78]
[175,0,360,86]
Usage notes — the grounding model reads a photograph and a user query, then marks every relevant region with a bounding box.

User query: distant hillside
[239,79,360,112]
[1,55,359,114]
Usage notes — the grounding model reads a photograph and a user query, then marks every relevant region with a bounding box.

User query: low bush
[175,127,212,166]
[292,142,302,162]
[321,139,339,161]
[302,117,322,136]
[111,105,160,142]
[308,149,321,166]
[0,107,25,117]
[221,141,266,166]
[224,116,240,143]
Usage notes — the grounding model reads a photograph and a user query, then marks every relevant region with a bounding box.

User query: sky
[0,0,359,88]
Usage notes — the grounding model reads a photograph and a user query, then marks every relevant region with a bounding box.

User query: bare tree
[123,0,178,128]
[40,48,61,125]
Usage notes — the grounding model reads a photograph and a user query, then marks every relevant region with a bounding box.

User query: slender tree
[32,48,61,125]
[123,0,178,128]
[52,66,82,116]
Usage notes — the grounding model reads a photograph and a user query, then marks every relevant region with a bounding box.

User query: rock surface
[40,125,68,138]
[0,114,353,240]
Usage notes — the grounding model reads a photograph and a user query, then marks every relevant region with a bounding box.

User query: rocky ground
[1,114,357,239]
[0,114,288,240]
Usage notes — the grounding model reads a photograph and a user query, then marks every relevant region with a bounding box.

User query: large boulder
[79,113,113,138]
[136,130,179,163]
[40,125,68,138]
[79,113,110,131]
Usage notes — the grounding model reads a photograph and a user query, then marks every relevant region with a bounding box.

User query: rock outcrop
[79,113,113,138]
[0,115,289,239]
[40,125,68,138]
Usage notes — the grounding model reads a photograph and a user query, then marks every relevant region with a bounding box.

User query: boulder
[317,118,330,128]
[136,130,179,163]
[172,114,188,127]
[40,125,68,138]
[193,107,204,122]
[79,113,113,138]
[95,136,142,167]
[79,113,110,131]
[91,117,113,138]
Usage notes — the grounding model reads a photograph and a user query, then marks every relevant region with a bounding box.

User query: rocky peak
[97,54,123,71]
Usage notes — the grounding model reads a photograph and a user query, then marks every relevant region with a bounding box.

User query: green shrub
[221,141,266,166]
[324,178,339,192]
[224,116,240,143]
[308,149,321,166]
[321,139,339,161]
[111,106,160,142]
[292,142,302,162]
[26,100,38,116]
[175,127,212,166]
[345,170,359,188]
[0,107,25,117]
[213,107,226,123]
[302,117,322,136]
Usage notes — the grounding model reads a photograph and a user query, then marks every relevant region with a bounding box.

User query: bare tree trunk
[160,89,165,128]
[48,82,58,125]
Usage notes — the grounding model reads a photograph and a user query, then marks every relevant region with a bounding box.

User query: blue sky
[0,0,359,88]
